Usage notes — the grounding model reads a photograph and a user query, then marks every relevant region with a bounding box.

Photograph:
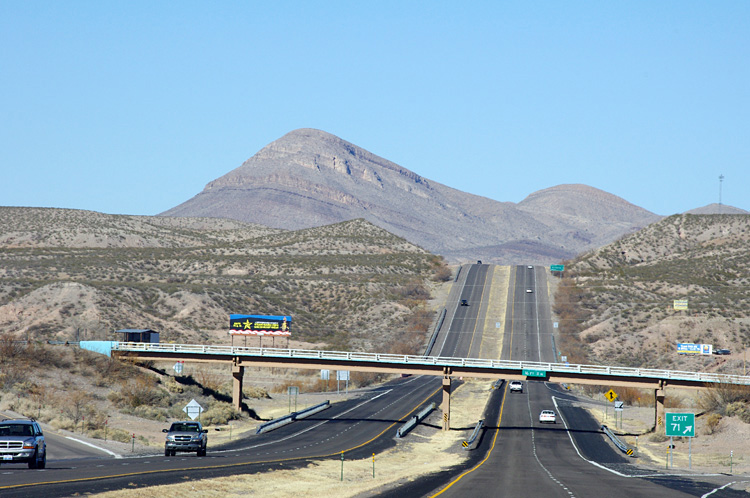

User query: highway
[0,265,491,497]
[413,266,745,498]
[2,264,743,497]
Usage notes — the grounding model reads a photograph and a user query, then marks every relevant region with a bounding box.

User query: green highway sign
[665,413,695,437]
[522,369,546,378]
[550,264,565,272]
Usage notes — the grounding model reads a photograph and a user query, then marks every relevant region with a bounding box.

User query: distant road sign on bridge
[550,265,564,272]
[522,369,546,378]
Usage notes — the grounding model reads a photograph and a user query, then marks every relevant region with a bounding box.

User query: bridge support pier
[232,363,245,411]
[655,388,665,432]
[442,375,451,431]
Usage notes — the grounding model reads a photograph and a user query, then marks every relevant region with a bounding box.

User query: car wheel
[198,447,206,457]
[165,448,170,457]
[28,449,38,469]
[38,452,46,469]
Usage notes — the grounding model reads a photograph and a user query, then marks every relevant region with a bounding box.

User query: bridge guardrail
[111,342,750,387]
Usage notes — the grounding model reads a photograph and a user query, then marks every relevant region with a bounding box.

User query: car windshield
[170,423,200,432]
[0,424,33,437]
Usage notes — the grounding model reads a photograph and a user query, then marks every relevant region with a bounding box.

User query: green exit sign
[665,412,695,437]
[550,264,565,272]
[522,369,547,378]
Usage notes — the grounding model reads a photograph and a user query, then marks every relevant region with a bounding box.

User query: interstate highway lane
[428,265,715,498]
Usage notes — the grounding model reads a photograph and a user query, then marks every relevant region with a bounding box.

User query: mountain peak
[161,129,662,264]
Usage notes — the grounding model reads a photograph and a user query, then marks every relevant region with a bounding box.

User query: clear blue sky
[2,1,748,217]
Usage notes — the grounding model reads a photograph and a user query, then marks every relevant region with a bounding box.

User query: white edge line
[65,436,123,459]
[552,396,630,478]
[701,480,750,498]
[551,396,731,481]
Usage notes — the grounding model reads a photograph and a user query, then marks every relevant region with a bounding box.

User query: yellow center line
[428,266,518,496]
[429,383,509,497]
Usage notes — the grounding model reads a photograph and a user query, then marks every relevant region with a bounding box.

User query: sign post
[288,386,299,413]
[665,413,695,469]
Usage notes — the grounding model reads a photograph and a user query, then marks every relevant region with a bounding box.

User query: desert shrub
[243,386,271,399]
[201,402,240,426]
[578,384,608,398]
[350,370,386,388]
[615,386,650,406]
[110,376,168,409]
[194,366,226,394]
[124,405,169,422]
[164,377,184,394]
[58,390,96,427]
[664,395,686,408]
[98,427,136,444]
[703,413,722,434]
[697,384,750,414]
[271,378,317,394]
[725,401,750,423]
[433,265,452,282]
[649,433,668,442]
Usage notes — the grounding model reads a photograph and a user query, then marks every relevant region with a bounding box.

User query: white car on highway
[509,381,523,393]
[539,410,556,424]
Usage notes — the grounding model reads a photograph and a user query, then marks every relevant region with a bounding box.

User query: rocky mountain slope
[162,129,662,264]
[557,213,750,374]
[0,207,443,351]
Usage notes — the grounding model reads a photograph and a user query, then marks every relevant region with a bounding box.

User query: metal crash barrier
[256,401,330,434]
[396,402,436,438]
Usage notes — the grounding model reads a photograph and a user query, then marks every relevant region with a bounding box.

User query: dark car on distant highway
[0,419,46,468]
[713,349,731,355]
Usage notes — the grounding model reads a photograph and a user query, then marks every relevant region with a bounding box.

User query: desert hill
[0,207,442,351]
[558,213,750,374]
[161,129,662,264]
[686,203,749,215]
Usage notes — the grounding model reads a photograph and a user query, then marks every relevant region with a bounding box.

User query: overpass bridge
[112,342,750,429]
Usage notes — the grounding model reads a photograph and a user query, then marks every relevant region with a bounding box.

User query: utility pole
[719,174,724,214]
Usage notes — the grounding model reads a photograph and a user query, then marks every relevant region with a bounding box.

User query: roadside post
[288,386,299,414]
[321,369,330,392]
[372,452,375,478]
[615,401,624,429]
[665,413,695,469]
[635,436,638,458]
[605,389,618,426]
[341,451,344,481]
